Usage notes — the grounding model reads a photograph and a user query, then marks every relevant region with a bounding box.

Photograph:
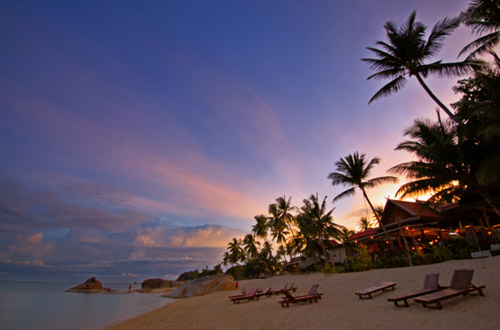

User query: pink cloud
[0,233,55,267]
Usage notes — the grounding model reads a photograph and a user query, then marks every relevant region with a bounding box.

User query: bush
[348,245,373,272]
[373,254,409,269]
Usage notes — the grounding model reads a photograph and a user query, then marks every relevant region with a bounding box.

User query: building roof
[349,229,378,241]
[380,199,445,228]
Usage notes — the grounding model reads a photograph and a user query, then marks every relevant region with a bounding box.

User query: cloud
[121,272,137,277]
[0,233,55,267]
[0,179,152,234]
[132,223,246,248]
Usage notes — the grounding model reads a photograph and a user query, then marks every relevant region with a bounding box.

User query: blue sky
[0,0,474,282]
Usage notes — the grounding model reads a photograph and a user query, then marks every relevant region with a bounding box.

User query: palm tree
[296,194,342,267]
[357,217,373,231]
[227,237,244,265]
[243,234,260,260]
[268,203,289,257]
[328,152,397,242]
[338,227,355,243]
[459,0,500,59]
[390,118,500,217]
[269,196,298,260]
[373,205,385,222]
[270,196,298,240]
[362,10,478,122]
[252,214,270,243]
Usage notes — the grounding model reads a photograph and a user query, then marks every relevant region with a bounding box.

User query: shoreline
[107,256,500,329]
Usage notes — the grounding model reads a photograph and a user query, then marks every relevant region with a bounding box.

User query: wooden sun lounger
[229,288,258,304]
[355,282,396,299]
[279,284,321,308]
[387,273,441,307]
[272,283,296,295]
[414,269,485,309]
[255,287,272,298]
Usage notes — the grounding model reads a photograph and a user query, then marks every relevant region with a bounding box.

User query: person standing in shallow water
[128,284,132,292]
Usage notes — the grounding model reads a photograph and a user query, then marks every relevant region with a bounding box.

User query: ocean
[0,281,175,330]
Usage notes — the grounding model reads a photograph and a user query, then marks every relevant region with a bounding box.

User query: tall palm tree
[362,10,478,122]
[338,227,355,243]
[252,214,270,243]
[357,217,373,231]
[459,0,500,59]
[373,205,385,222]
[328,152,397,242]
[269,196,298,260]
[390,118,500,217]
[270,196,298,240]
[243,233,260,260]
[268,203,289,256]
[227,237,244,265]
[296,194,342,267]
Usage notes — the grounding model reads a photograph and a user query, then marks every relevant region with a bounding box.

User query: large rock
[164,274,236,298]
[141,278,171,289]
[65,277,108,292]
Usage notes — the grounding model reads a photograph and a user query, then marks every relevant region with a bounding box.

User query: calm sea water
[0,281,175,330]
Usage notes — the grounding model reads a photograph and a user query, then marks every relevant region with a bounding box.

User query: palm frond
[368,76,407,104]
[332,188,356,203]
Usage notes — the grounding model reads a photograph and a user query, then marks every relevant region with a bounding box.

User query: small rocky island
[65,277,115,293]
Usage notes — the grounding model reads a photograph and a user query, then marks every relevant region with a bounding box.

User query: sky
[0,0,476,282]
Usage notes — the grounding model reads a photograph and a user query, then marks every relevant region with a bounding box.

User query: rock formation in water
[65,277,110,292]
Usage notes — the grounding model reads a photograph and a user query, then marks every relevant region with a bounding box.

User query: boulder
[164,274,236,298]
[141,278,171,289]
[65,277,108,292]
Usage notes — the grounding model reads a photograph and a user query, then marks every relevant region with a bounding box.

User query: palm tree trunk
[414,73,460,123]
[477,190,500,218]
[361,188,393,247]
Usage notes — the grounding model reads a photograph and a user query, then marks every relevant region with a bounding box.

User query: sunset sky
[0,0,475,282]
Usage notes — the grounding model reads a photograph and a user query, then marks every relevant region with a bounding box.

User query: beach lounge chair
[229,288,258,304]
[414,269,485,309]
[387,273,441,307]
[304,283,323,299]
[278,284,321,308]
[289,283,297,292]
[255,287,272,298]
[272,283,288,295]
[355,282,396,299]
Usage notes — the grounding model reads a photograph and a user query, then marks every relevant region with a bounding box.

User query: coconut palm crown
[362,10,479,122]
[459,0,500,59]
[328,152,397,242]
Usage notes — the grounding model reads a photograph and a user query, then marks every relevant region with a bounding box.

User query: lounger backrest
[282,289,295,300]
[450,269,474,291]
[307,284,319,295]
[423,273,440,290]
[246,288,258,296]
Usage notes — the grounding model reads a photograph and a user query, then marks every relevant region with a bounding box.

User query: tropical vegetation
[213,0,500,280]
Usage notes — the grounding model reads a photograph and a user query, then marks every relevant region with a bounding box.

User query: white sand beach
[107,256,500,330]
